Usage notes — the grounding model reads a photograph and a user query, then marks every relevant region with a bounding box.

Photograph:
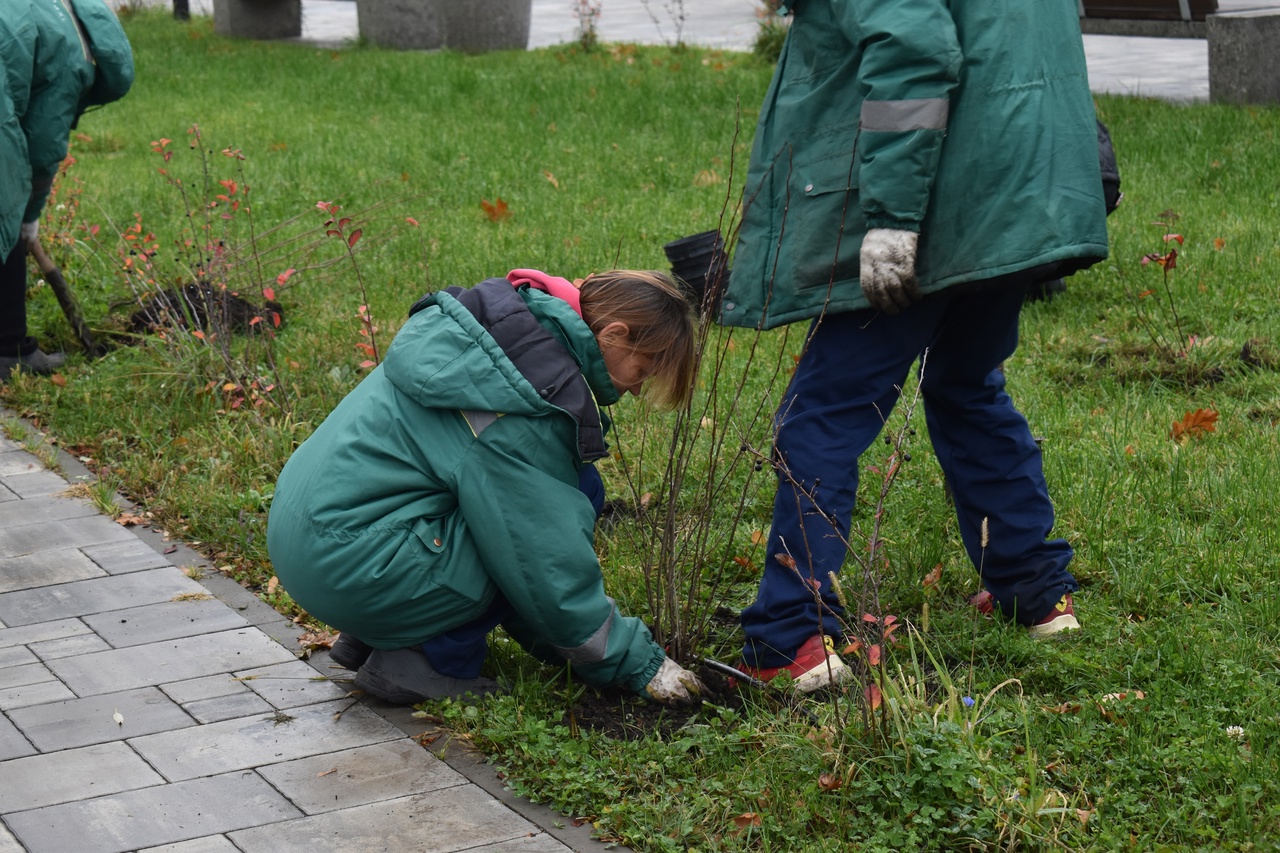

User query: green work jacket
[266,279,666,694]
[721,0,1109,330]
[0,0,134,254]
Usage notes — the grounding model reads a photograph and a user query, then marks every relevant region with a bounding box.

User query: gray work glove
[644,656,704,706]
[19,221,39,248]
[860,227,920,315]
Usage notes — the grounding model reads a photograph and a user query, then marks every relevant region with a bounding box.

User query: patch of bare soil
[561,665,744,741]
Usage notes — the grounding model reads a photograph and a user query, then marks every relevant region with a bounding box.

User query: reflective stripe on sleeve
[552,608,614,666]
[860,98,949,132]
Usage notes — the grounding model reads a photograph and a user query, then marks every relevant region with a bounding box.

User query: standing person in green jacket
[1,0,134,378]
[267,269,705,706]
[722,0,1110,692]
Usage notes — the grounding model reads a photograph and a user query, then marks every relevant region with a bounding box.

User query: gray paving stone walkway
[0,419,605,852]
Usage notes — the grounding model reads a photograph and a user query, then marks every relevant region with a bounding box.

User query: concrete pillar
[443,0,531,53]
[356,0,530,52]
[212,0,301,39]
[1207,11,1280,105]
[356,0,445,51]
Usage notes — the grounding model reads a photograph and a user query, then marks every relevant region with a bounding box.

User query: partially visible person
[267,269,705,706]
[1,0,134,379]
[720,0,1109,692]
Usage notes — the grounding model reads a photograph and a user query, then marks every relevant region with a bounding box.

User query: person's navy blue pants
[741,283,1077,668]
[0,241,37,357]
[420,463,606,678]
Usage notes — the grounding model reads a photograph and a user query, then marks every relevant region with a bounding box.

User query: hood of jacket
[384,276,616,461]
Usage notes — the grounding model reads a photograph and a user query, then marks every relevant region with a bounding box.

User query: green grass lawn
[4,10,1279,851]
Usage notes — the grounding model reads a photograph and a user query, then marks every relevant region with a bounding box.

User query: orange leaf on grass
[921,563,943,589]
[481,197,512,222]
[732,813,762,830]
[1170,408,1219,444]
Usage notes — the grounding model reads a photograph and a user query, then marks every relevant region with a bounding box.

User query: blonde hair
[579,270,696,408]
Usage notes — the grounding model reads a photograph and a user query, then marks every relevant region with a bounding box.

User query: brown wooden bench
[1080,0,1219,37]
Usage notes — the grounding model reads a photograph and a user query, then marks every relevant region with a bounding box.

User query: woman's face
[597,322,654,397]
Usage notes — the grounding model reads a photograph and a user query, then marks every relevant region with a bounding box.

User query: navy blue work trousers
[741,283,1077,667]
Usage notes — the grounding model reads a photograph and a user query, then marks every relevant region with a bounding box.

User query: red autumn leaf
[862,613,879,623]
[1213,237,1226,250]
[732,813,762,829]
[1164,233,1184,244]
[865,683,882,710]
[406,216,419,227]
[348,229,362,248]
[481,197,512,222]
[326,229,342,239]
[1170,408,1219,443]
[359,360,376,369]
[867,644,881,666]
[775,553,796,570]
[843,638,863,656]
[1138,289,1155,299]
[219,179,238,195]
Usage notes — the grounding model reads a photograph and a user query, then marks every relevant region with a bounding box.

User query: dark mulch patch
[560,665,745,741]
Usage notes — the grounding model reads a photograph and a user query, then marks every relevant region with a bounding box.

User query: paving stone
[159,673,249,704]
[4,770,302,853]
[235,659,349,708]
[255,740,466,815]
[83,598,250,647]
[0,483,17,502]
[137,837,241,853]
[8,686,195,752]
[0,493,101,527]
[132,699,404,782]
[82,539,174,574]
[0,617,91,650]
[0,823,23,853]
[0,568,210,628]
[228,788,560,853]
[0,469,67,498]
[0,547,106,594]
[0,449,43,477]
[47,628,297,696]
[0,741,164,812]
[0,644,36,668]
[0,660,55,691]
[0,511,135,560]
[0,678,76,710]
[183,690,274,724]
[466,837,576,852]
[29,631,112,659]
[0,710,36,760]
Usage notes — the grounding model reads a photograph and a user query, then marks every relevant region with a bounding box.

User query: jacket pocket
[405,515,496,615]
[787,167,864,291]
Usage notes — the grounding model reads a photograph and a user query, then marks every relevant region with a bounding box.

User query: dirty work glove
[644,657,704,706]
[860,228,920,315]
[19,221,39,248]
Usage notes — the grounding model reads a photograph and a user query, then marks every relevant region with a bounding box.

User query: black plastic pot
[663,230,729,311]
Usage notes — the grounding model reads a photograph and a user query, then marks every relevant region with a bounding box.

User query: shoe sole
[1028,614,1081,637]
[791,654,853,694]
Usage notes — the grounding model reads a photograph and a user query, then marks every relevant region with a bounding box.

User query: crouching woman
[266,269,703,706]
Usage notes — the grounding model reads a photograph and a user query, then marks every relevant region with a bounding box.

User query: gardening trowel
[29,238,100,357]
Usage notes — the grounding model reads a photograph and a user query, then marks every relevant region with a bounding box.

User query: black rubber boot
[329,633,374,670]
[354,648,500,704]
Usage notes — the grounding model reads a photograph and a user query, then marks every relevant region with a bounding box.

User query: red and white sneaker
[739,634,851,693]
[1029,594,1080,636]
[970,590,1080,636]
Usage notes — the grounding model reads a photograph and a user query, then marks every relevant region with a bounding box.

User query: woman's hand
[644,657,705,706]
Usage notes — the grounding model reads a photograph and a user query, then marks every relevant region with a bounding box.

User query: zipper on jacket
[58,0,95,66]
